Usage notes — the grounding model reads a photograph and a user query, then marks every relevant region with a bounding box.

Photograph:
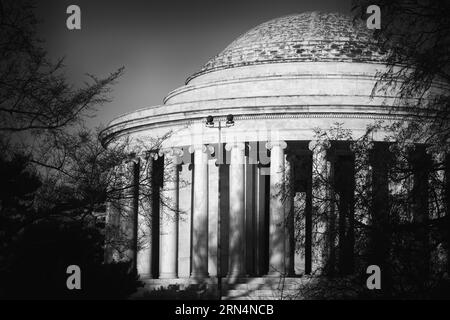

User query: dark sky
[35,0,351,128]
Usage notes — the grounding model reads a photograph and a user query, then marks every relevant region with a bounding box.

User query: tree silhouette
[0,0,149,299]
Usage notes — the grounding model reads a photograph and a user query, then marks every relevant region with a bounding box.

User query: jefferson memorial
[101,12,444,298]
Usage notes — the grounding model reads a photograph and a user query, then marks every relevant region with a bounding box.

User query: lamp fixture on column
[205,114,235,128]
[226,114,234,126]
[206,115,214,127]
[204,113,235,300]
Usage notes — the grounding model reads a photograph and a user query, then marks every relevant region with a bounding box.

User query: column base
[263,273,298,278]
[267,263,287,276]
[225,273,248,284]
[159,272,178,279]
[265,270,288,277]
[226,272,247,278]
[190,272,209,279]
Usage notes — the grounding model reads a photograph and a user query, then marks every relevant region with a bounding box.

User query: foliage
[0,0,141,299]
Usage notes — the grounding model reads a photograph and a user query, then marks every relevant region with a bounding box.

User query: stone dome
[188,12,385,82]
[103,11,427,150]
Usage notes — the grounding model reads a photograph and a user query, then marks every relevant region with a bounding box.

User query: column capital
[159,147,183,158]
[388,139,421,154]
[425,145,446,159]
[349,140,375,153]
[308,139,331,152]
[144,150,158,160]
[125,155,140,165]
[265,140,287,151]
[428,149,446,163]
[188,144,214,154]
[404,140,417,153]
[225,141,245,152]
[389,139,416,154]
[146,150,162,160]
[388,142,399,154]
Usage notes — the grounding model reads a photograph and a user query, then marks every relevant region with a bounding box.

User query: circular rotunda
[101,12,445,298]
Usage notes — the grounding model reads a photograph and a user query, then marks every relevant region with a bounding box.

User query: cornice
[100,109,421,146]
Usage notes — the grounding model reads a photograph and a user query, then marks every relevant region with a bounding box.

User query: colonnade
[105,139,445,279]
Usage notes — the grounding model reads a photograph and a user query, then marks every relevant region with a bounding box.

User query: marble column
[410,145,431,280]
[284,154,295,276]
[351,141,373,232]
[159,148,182,279]
[178,161,193,278]
[308,139,331,274]
[266,140,287,275]
[429,151,448,273]
[123,158,139,272]
[189,144,210,278]
[428,150,446,218]
[225,142,246,278]
[369,142,392,290]
[255,165,268,275]
[445,154,450,275]
[137,154,154,278]
[105,164,123,264]
[208,154,219,277]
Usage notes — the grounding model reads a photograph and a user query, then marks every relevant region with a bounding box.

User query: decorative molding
[101,110,420,143]
[165,74,387,104]
[187,58,388,85]
[100,109,434,149]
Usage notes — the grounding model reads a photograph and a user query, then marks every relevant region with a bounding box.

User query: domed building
[101,12,445,299]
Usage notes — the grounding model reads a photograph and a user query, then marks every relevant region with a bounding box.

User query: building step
[131,276,315,300]
[224,282,304,290]
[140,278,217,289]
[223,289,303,300]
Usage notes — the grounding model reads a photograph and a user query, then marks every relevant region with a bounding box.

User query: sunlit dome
[103,11,414,147]
[189,12,385,81]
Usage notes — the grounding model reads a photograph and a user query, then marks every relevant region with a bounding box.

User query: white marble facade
[101,13,447,282]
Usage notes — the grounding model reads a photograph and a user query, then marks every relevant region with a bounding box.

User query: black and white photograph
[0,0,449,309]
